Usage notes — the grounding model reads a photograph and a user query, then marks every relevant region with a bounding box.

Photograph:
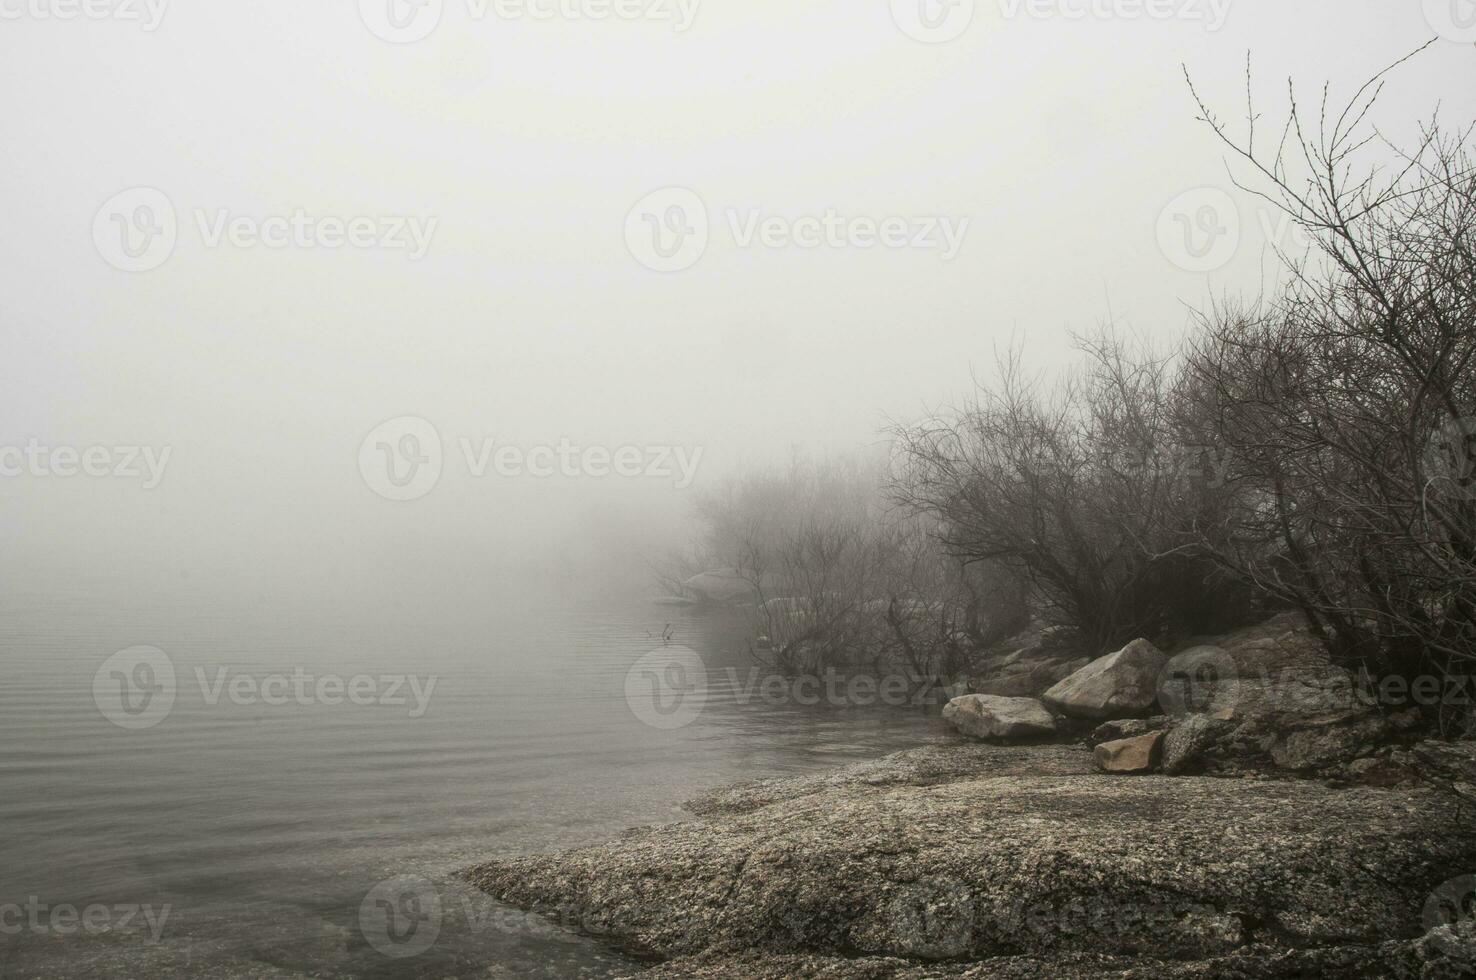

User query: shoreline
[460,739,1476,978]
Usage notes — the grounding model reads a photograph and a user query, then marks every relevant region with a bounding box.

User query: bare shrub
[686,453,1029,681]
[1178,48,1476,726]
[891,334,1250,654]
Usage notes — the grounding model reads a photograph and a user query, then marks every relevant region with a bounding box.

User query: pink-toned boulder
[1094,731,1165,774]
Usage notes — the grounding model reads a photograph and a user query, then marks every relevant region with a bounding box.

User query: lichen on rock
[462,743,1476,977]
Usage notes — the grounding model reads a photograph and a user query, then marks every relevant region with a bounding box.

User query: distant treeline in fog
[665,60,1476,736]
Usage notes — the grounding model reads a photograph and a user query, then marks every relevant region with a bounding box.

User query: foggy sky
[2,2,1473,601]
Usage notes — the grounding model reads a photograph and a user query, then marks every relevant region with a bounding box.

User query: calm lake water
[0,583,944,978]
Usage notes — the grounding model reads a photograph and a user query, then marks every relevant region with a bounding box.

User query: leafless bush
[891,333,1251,654]
[872,524,1031,681]
[1177,47,1476,726]
[685,454,1029,681]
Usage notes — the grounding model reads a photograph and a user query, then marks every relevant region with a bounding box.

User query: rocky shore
[463,616,1476,978]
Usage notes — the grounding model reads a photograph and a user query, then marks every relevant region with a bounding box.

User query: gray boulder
[970,671,1054,699]
[1157,645,1242,718]
[1412,740,1476,805]
[1268,712,1389,771]
[970,658,1089,699]
[1042,639,1168,720]
[1194,619,1366,726]
[942,695,1057,740]
[1346,753,1419,787]
[1162,714,1231,774]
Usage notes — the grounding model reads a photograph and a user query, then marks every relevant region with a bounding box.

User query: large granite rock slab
[1412,740,1476,805]
[630,931,1476,979]
[463,746,1476,973]
[682,743,1093,817]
